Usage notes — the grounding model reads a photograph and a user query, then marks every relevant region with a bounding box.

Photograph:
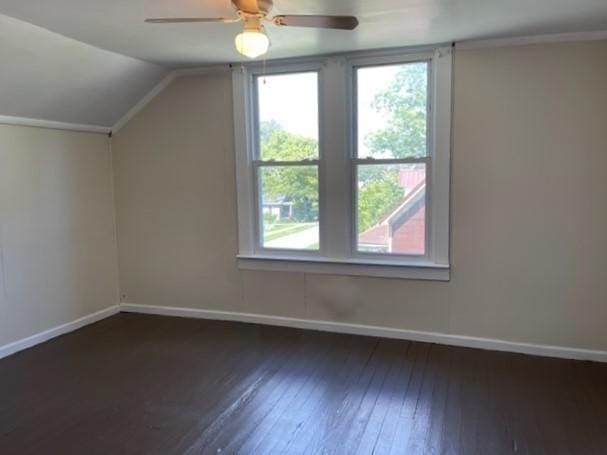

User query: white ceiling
[0,13,168,127]
[2,0,607,66]
[0,0,606,128]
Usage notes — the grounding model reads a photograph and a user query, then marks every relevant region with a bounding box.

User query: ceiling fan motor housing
[231,0,274,16]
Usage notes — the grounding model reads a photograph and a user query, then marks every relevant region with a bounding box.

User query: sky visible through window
[357,65,401,157]
[257,72,318,143]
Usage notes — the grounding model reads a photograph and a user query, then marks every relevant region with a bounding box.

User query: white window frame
[232,46,452,281]
[250,65,323,258]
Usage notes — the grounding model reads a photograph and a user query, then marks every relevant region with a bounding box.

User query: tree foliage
[364,63,427,159]
[260,122,318,161]
[357,170,403,232]
[260,122,318,221]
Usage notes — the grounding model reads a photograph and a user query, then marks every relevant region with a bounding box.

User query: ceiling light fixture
[145,0,358,61]
[235,22,270,59]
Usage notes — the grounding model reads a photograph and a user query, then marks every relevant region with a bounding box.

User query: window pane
[260,165,319,250]
[357,62,428,159]
[357,164,426,255]
[257,72,319,161]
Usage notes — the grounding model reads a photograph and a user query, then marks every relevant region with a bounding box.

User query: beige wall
[113,40,607,352]
[0,125,119,346]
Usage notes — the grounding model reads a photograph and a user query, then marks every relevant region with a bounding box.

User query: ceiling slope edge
[0,13,170,133]
[111,65,230,134]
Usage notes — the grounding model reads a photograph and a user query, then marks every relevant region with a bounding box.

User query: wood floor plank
[308,339,401,454]
[402,343,449,454]
[236,335,374,454]
[267,339,383,454]
[364,341,418,455]
[387,342,432,454]
[353,341,413,455]
[193,333,349,454]
[1,313,606,455]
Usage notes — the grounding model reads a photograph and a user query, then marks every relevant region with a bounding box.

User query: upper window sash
[253,70,321,162]
[352,58,432,161]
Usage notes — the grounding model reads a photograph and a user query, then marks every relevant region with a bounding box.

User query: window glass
[257,72,319,161]
[260,165,319,250]
[357,62,428,159]
[357,164,426,255]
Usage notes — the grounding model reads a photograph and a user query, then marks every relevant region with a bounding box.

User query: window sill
[237,255,450,281]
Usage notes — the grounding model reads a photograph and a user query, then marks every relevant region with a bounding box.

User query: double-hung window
[255,71,320,252]
[233,46,452,280]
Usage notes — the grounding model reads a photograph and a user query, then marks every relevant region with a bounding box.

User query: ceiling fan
[145,0,359,59]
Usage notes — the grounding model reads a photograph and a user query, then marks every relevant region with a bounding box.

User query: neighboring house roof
[380,181,425,226]
[359,181,426,253]
[358,224,390,248]
[399,168,425,191]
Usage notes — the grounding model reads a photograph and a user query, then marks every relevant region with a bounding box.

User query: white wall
[0,125,119,346]
[112,40,607,352]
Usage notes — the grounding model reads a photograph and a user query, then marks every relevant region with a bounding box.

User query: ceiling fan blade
[145,17,236,24]
[271,15,359,30]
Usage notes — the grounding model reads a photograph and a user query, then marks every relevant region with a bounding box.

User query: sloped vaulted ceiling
[0,13,169,129]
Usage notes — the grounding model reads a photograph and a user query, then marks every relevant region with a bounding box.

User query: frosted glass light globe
[235,29,270,59]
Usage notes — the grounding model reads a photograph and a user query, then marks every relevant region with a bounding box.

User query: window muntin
[354,61,430,257]
[254,71,320,252]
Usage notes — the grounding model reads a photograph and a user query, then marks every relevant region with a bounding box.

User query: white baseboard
[3,303,604,363]
[120,303,607,363]
[0,305,120,360]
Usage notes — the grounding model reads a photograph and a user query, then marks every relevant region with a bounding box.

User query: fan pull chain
[262,56,267,84]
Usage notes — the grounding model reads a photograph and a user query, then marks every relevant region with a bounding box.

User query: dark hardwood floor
[1,314,606,454]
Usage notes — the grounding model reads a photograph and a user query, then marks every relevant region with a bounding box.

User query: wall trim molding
[0,115,111,134]
[111,64,230,134]
[0,305,120,360]
[457,30,607,50]
[120,303,607,363]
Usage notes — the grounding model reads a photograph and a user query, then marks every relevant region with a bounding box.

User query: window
[355,62,429,256]
[233,47,452,280]
[256,72,320,251]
